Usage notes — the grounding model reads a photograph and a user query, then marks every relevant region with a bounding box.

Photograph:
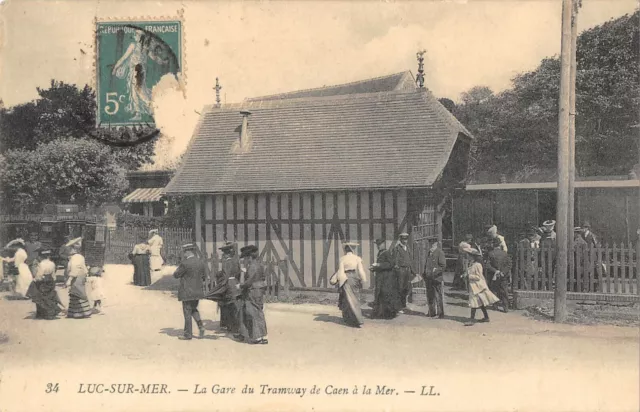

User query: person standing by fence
[173,243,207,340]
[423,240,446,318]
[148,229,164,272]
[453,234,473,290]
[485,238,512,313]
[130,234,151,286]
[391,233,415,313]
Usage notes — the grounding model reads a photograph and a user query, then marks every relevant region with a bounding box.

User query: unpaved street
[0,265,638,412]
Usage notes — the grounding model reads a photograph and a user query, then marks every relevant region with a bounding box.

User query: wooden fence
[104,227,193,265]
[514,242,639,295]
[201,252,290,298]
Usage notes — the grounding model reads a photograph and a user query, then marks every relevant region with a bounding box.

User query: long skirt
[131,254,151,286]
[15,263,32,298]
[372,271,401,319]
[26,276,62,319]
[150,254,164,271]
[338,275,364,327]
[238,289,267,341]
[220,300,240,333]
[67,294,92,318]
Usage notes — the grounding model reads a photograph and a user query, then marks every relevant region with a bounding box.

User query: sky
[0,0,637,165]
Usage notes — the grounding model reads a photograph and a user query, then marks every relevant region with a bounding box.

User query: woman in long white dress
[147,229,164,272]
[330,242,367,328]
[5,239,32,299]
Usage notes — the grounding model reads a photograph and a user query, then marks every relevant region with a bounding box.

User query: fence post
[636,241,639,296]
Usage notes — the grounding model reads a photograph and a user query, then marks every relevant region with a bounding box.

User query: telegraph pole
[567,1,579,276]
[555,0,574,322]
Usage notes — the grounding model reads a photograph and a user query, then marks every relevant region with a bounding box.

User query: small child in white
[86,266,105,313]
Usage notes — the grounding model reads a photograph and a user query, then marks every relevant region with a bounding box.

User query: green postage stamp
[95,20,182,127]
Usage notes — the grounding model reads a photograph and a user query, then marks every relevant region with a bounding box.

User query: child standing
[86,266,105,313]
[465,248,499,325]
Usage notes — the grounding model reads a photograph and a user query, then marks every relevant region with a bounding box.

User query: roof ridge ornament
[416,50,426,88]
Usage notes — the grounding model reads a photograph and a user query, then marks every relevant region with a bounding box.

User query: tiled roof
[246,71,416,101]
[122,188,165,203]
[166,87,472,195]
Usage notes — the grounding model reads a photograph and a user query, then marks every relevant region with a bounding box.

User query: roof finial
[215,77,222,107]
[416,50,426,88]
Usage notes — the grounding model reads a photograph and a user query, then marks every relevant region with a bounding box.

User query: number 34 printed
[45,383,59,393]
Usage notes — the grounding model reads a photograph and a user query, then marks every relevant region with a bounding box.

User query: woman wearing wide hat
[235,245,268,344]
[5,238,32,299]
[64,238,93,319]
[331,242,367,327]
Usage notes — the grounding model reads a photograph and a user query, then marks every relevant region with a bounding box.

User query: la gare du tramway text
[74,383,440,396]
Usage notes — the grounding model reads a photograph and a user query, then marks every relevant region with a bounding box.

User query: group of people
[0,235,104,320]
[171,242,268,344]
[129,229,164,286]
[329,233,450,328]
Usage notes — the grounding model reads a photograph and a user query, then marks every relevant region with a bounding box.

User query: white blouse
[338,252,367,283]
[67,253,88,278]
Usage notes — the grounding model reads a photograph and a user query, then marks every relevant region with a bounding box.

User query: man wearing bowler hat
[422,240,447,318]
[391,232,415,312]
[173,243,207,340]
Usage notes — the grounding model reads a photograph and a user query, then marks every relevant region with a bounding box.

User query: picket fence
[104,227,193,265]
[514,242,639,295]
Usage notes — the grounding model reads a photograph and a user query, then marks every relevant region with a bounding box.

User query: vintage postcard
[0,1,638,411]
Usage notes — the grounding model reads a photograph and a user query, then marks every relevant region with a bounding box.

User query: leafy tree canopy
[444,11,639,181]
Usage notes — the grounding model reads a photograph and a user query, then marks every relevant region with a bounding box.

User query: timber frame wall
[194,189,440,289]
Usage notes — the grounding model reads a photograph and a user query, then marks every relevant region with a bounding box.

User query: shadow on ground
[159,327,220,340]
[313,313,347,326]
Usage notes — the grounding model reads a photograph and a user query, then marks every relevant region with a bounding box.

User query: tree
[0,138,128,212]
[452,11,640,180]
[0,80,156,169]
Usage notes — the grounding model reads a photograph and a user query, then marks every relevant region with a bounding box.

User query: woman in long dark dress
[371,239,401,319]
[331,242,367,327]
[130,235,151,286]
[26,249,65,319]
[235,245,268,344]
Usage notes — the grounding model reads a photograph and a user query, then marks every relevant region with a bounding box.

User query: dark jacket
[486,249,512,281]
[371,249,394,273]
[583,231,599,247]
[391,244,415,273]
[242,259,266,290]
[173,256,207,301]
[222,255,242,281]
[423,248,446,281]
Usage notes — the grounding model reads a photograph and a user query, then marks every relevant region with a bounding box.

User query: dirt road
[0,265,638,412]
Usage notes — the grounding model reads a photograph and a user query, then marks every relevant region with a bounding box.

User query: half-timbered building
[165,71,473,288]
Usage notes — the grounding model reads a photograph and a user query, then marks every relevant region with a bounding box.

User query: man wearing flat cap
[173,243,207,340]
[391,232,415,312]
[371,238,401,319]
[235,245,268,344]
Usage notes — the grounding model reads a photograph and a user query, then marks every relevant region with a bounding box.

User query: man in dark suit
[422,240,447,318]
[173,243,207,340]
[391,232,415,312]
[485,238,512,312]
